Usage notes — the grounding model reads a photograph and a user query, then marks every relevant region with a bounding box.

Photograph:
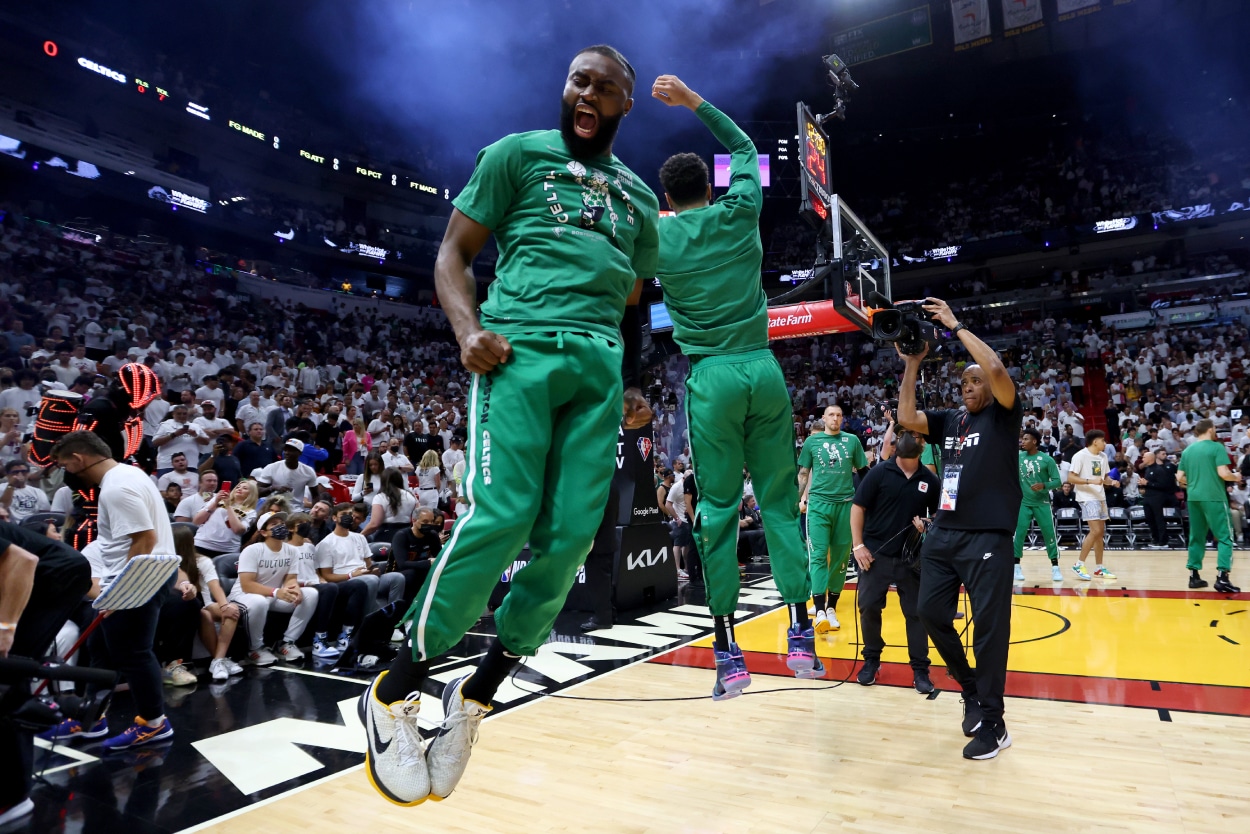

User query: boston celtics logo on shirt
[547,157,635,238]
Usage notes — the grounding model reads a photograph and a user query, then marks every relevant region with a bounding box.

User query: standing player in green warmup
[1178,419,1243,592]
[1014,428,1064,583]
[652,75,819,700]
[360,45,660,807]
[799,404,868,633]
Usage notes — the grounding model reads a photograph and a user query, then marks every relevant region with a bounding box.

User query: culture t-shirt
[229,541,297,600]
[656,102,767,356]
[454,130,660,340]
[799,432,866,503]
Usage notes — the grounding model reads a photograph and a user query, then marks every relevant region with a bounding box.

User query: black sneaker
[580,616,611,632]
[856,659,879,686]
[913,669,934,695]
[962,721,1012,760]
[961,696,983,737]
[1214,573,1241,594]
[1188,573,1209,589]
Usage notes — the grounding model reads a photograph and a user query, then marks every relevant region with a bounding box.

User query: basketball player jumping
[652,74,820,701]
[360,45,660,806]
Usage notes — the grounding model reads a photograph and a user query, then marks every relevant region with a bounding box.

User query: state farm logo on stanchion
[767,300,858,340]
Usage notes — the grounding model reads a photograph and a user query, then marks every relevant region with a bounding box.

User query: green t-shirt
[1179,438,1231,503]
[453,130,660,340]
[656,102,766,356]
[1018,450,1062,506]
[799,431,866,502]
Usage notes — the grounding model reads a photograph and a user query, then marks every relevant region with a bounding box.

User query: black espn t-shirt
[924,392,1024,533]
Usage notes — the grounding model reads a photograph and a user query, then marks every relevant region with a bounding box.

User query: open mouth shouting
[574,103,600,138]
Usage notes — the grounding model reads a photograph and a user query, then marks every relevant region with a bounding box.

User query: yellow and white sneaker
[426,674,490,800]
[359,671,430,806]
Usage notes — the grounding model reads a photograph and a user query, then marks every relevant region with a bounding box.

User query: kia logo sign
[626,547,668,570]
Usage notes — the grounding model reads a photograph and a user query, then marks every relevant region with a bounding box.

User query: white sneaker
[1013,564,1025,582]
[162,661,197,686]
[1051,565,1064,582]
[225,658,245,676]
[827,609,840,630]
[248,647,277,667]
[276,641,305,662]
[813,609,831,634]
[359,672,430,806]
[209,658,230,682]
[391,629,406,643]
[426,674,490,800]
[0,797,33,826]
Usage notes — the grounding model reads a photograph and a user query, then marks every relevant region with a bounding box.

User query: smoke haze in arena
[305,0,816,177]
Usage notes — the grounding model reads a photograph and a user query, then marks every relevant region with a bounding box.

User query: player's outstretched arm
[653,75,760,212]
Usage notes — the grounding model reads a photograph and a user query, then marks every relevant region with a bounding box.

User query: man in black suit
[265,393,295,453]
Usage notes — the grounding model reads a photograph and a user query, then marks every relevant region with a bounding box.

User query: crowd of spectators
[3,180,1250,688]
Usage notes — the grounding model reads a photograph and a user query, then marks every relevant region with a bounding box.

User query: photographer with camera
[895,297,1023,761]
[0,514,91,826]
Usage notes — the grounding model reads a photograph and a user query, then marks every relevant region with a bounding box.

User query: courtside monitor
[713,154,770,188]
[797,102,832,226]
[649,301,673,332]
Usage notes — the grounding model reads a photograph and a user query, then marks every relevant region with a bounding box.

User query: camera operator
[0,513,91,826]
[50,430,177,751]
[896,297,1022,761]
[849,427,939,694]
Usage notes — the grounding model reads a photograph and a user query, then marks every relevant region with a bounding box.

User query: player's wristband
[0,622,16,631]
[853,544,866,552]
[271,587,278,598]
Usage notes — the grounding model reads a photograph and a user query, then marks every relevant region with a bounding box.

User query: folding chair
[1128,505,1147,548]
[1162,507,1186,547]
[1053,507,1083,548]
[1105,507,1132,549]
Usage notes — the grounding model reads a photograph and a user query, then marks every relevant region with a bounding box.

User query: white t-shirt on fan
[96,463,177,582]
[1069,448,1109,503]
[229,541,298,601]
[372,491,417,524]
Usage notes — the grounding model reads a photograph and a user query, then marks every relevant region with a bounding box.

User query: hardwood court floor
[203,551,1250,834]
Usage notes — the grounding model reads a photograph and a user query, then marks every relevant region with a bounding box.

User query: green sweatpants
[1186,500,1235,573]
[403,331,623,660]
[1014,503,1059,562]
[807,497,852,597]
[685,349,810,616]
